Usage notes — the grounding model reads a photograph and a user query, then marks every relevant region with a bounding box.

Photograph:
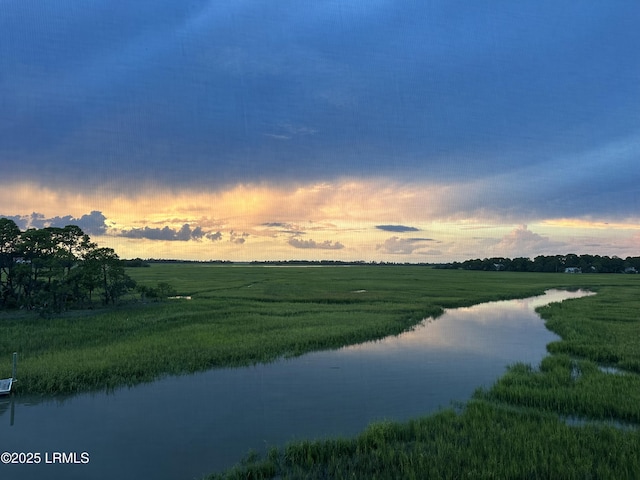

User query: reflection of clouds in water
[518,289,594,309]
[339,290,593,355]
[448,289,592,320]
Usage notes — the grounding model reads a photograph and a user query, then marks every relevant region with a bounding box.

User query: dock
[0,353,17,395]
[0,378,12,396]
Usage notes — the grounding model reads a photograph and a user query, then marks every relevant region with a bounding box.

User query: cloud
[376,236,435,255]
[288,238,344,250]
[0,210,108,236]
[488,225,566,257]
[74,211,109,235]
[4,1,639,200]
[0,214,28,230]
[206,231,223,241]
[263,124,318,141]
[376,225,419,232]
[262,222,288,228]
[120,224,206,242]
[3,174,640,262]
[263,134,291,141]
[261,222,305,236]
[230,231,249,244]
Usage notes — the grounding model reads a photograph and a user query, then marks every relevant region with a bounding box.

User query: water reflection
[1,289,591,480]
[0,395,15,426]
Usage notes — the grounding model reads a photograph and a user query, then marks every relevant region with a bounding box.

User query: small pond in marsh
[1,289,591,480]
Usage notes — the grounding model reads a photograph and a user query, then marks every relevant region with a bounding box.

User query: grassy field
[0,264,615,394]
[1,265,639,478]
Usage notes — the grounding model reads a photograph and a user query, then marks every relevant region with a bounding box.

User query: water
[0,289,591,480]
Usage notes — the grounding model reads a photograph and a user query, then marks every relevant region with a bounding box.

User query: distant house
[564,267,581,274]
[14,257,31,264]
[493,263,505,271]
[624,267,637,274]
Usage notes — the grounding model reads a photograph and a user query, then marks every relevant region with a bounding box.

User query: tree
[58,225,96,275]
[510,257,532,272]
[83,247,136,305]
[15,228,57,308]
[0,219,137,312]
[0,218,21,307]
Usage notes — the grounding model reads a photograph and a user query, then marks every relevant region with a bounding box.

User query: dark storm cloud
[2,1,640,218]
[442,135,640,221]
[376,225,419,233]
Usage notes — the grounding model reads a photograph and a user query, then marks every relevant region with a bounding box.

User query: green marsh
[1,265,639,478]
[0,265,615,394]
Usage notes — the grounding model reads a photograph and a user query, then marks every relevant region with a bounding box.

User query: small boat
[0,378,12,396]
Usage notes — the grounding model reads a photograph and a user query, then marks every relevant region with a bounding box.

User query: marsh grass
[474,283,640,424]
[476,356,640,423]
[540,287,640,371]
[3,265,640,477]
[202,270,640,479]
[1,265,606,394]
[209,401,640,480]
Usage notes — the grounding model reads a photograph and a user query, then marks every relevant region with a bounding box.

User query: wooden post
[12,352,17,381]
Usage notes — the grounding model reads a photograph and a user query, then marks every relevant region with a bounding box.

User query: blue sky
[1,1,639,261]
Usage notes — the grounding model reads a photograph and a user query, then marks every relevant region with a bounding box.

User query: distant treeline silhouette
[0,218,136,314]
[434,254,640,273]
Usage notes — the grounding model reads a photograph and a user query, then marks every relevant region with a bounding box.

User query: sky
[1,1,639,262]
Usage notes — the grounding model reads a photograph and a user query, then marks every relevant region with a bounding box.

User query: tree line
[435,254,640,273]
[0,218,136,313]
